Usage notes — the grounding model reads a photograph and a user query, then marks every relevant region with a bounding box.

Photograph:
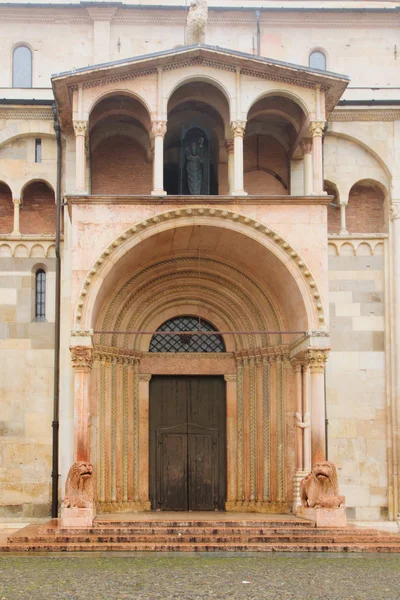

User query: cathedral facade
[0,0,399,522]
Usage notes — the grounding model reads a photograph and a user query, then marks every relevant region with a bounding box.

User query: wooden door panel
[159,433,188,511]
[188,434,215,511]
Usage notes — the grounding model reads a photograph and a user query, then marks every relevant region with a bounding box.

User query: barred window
[149,316,225,353]
[13,45,32,88]
[309,50,326,71]
[35,269,46,320]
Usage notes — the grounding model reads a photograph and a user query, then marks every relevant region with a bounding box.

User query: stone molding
[241,67,318,91]
[231,120,246,137]
[151,120,167,138]
[96,501,151,512]
[235,346,290,363]
[329,110,400,122]
[93,344,141,365]
[162,57,236,73]
[305,348,330,372]
[70,68,157,92]
[71,329,94,337]
[0,238,56,258]
[0,109,53,121]
[70,345,94,370]
[73,120,88,137]
[74,208,327,330]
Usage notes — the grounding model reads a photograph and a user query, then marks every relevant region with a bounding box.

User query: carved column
[151,120,167,196]
[138,374,152,508]
[307,349,329,464]
[12,197,21,235]
[224,374,237,505]
[302,363,311,472]
[70,345,94,462]
[293,362,303,471]
[231,120,247,196]
[300,138,313,196]
[73,120,88,193]
[309,121,326,195]
[225,139,234,195]
[390,200,400,519]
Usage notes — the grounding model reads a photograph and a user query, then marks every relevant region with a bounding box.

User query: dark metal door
[149,375,226,511]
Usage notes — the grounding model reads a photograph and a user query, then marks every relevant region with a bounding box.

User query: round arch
[87,89,152,125]
[74,209,326,335]
[246,89,311,121]
[164,75,232,117]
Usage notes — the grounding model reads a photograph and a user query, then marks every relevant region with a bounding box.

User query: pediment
[52,44,349,128]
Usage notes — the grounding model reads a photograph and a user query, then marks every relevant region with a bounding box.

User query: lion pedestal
[61,461,96,528]
[297,461,347,528]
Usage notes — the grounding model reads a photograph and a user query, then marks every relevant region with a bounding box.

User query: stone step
[93,519,314,529]
[2,541,400,553]
[9,533,400,545]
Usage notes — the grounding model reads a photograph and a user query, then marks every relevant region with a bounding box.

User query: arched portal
[72,212,327,514]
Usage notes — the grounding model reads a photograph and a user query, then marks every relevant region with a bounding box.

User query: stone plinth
[61,507,95,528]
[297,506,347,528]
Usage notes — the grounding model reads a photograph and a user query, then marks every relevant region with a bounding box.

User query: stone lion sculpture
[63,461,95,508]
[300,461,345,509]
[186,0,208,45]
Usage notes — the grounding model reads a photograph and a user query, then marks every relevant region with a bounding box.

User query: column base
[231,191,248,197]
[61,506,96,528]
[297,506,347,528]
[339,228,349,235]
[151,190,167,196]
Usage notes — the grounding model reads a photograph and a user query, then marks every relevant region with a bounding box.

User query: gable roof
[52,44,349,128]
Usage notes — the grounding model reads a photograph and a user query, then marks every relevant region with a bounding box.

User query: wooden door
[149,375,226,511]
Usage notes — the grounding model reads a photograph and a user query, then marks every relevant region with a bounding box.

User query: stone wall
[0,253,55,518]
[327,237,387,520]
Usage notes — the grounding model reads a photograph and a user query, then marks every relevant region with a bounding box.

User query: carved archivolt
[74,208,326,331]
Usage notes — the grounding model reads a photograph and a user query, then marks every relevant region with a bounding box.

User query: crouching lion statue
[63,461,95,508]
[300,461,345,509]
[186,0,208,45]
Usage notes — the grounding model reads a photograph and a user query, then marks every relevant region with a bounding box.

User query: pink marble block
[61,507,96,528]
[297,506,347,528]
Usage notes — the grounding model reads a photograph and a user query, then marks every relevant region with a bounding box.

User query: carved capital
[225,139,234,154]
[390,202,400,221]
[139,373,152,382]
[224,374,237,383]
[306,348,329,372]
[309,121,326,137]
[70,345,93,370]
[231,120,246,137]
[73,120,88,137]
[151,120,167,138]
[13,197,21,207]
[299,138,312,155]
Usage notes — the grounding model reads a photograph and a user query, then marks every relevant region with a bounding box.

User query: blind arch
[13,45,32,88]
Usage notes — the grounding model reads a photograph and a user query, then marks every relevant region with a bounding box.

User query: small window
[309,50,326,71]
[35,269,46,320]
[13,45,32,88]
[35,138,42,163]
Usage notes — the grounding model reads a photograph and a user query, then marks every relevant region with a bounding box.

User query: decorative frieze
[329,110,400,122]
[94,345,141,365]
[70,345,93,370]
[162,58,236,73]
[0,109,53,121]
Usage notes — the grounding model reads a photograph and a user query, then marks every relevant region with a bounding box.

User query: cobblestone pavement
[1,554,400,600]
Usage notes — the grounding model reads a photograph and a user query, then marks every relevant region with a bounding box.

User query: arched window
[149,316,225,353]
[35,269,46,320]
[309,50,326,71]
[13,45,32,88]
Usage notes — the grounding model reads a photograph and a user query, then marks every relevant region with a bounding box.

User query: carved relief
[70,345,94,370]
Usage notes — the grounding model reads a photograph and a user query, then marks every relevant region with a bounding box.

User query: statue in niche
[185,138,204,195]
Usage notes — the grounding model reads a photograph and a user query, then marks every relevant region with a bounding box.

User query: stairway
[2,516,400,552]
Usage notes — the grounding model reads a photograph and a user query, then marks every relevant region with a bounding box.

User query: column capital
[309,121,326,137]
[231,120,246,137]
[390,201,400,221]
[291,360,303,373]
[224,374,237,382]
[73,120,88,137]
[70,345,94,370]
[151,120,167,138]
[139,373,152,382]
[13,197,21,206]
[305,348,329,372]
[299,138,312,155]
[225,139,234,154]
